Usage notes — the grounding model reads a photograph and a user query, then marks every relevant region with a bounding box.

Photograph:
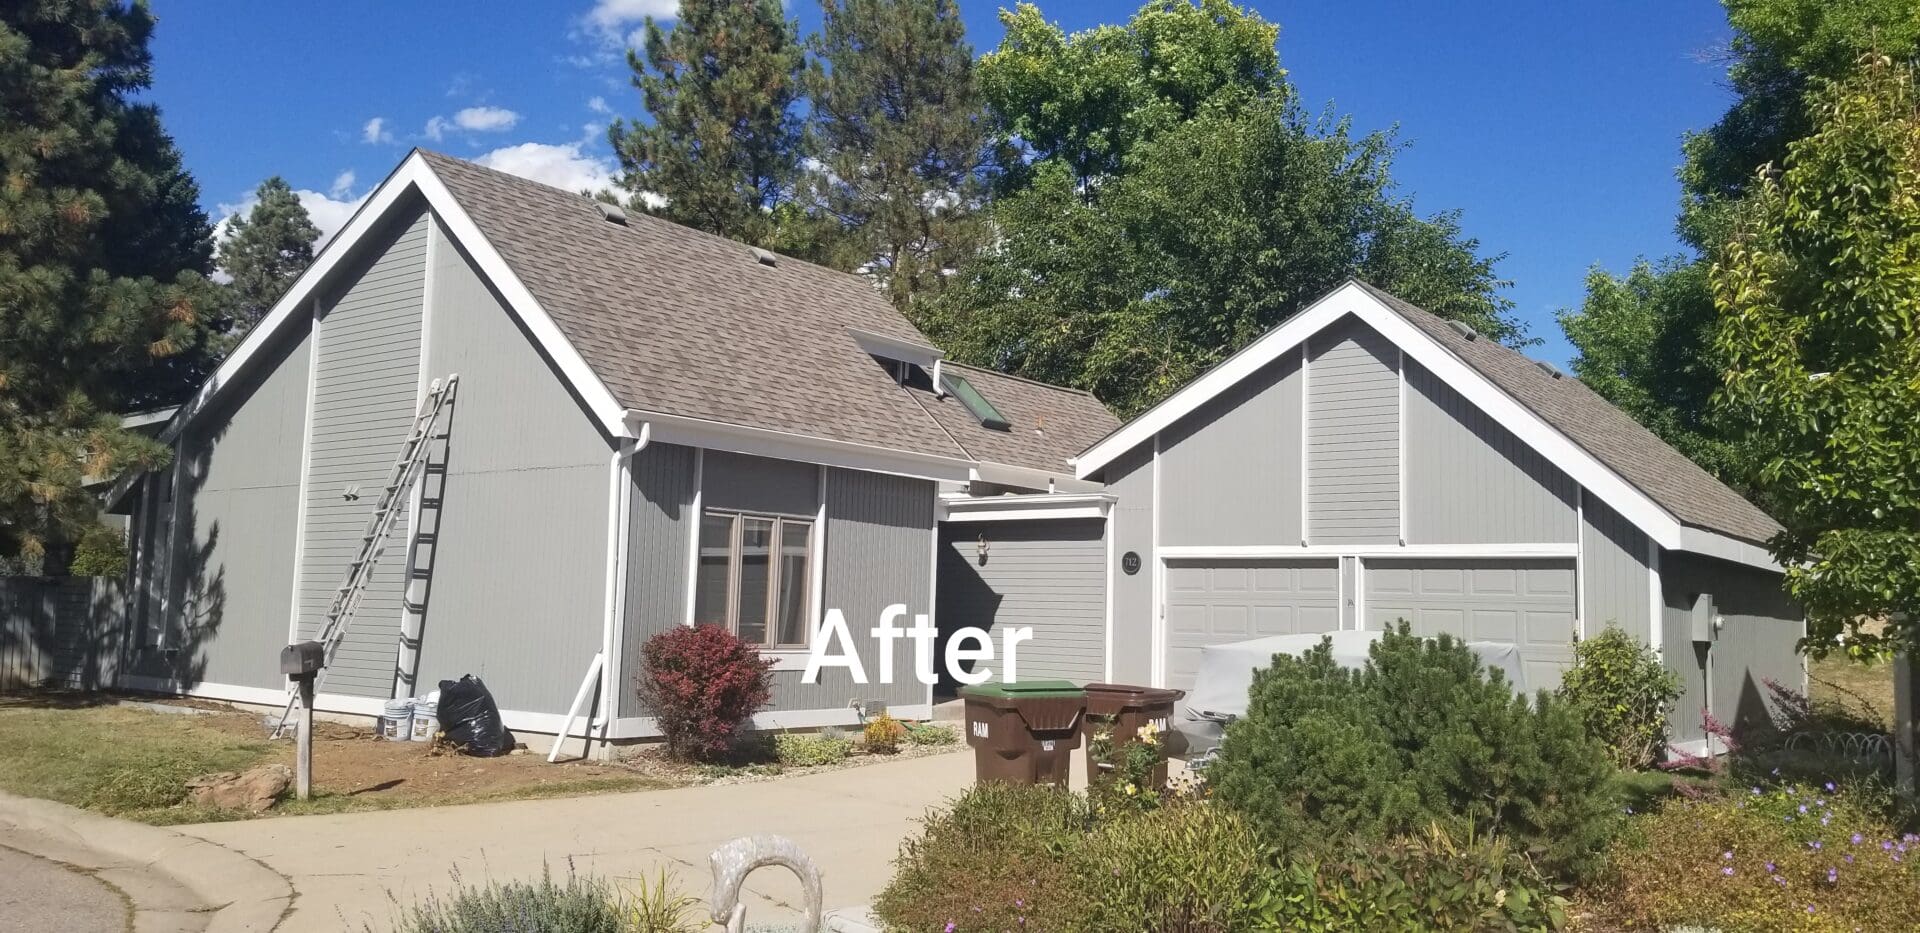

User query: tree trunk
[1897,649,1918,799]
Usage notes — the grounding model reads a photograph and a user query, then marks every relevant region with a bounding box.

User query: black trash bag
[435,675,515,757]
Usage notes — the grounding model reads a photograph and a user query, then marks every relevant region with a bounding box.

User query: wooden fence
[0,576,125,691]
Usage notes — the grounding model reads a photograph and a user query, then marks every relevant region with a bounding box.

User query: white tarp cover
[1180,630,1530,721]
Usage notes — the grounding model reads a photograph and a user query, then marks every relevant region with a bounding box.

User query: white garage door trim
[1158,557,1342,691]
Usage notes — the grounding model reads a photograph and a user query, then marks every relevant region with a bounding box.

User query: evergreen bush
[1558,625,1682,769]
[1209,624,1620,879]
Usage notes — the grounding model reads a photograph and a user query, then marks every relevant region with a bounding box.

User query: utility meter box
[1689,593,1716,643]
[281,641,326,677]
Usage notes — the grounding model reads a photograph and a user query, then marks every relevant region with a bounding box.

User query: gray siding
[703,451,818,516]
[407,218,612,714]
[296,207,428,700]
[937,519,1106,684]
[1104,447,1155,685]
[1662,552,1803,744]
[1404,363,1577,544]
[160,328,313,690]
[1160,356,1302,546]
[2,578,123,691]
[770,468,931,712]
[618,442,697,717]
[1307,316,1400,544]
[1581,495,1652,643]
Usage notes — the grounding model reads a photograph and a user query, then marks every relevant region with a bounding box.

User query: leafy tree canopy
[1713,54,1920,658]
[0,0,223,560]
[216,176,318,340]
[934,1,1515,416]
[608,0,812,253]
[808,0,994,312]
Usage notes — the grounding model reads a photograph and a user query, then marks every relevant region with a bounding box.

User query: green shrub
[862,713,905,754]
[1088,718,1173,815]
[873,783,1091,932]
[773,731,853,767]
[387,868,646,933]
[1076,802,1276,932]
[903,721,956,746]
[1271,828,1567,931]
[67,525,127,577]
[1209,624,1620,879]
[1558,625,1682,769]
[1594,782,1920,932]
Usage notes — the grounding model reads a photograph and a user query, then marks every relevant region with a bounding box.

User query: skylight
[941,372,1011,431]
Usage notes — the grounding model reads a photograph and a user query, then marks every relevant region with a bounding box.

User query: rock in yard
[185,763,292,813]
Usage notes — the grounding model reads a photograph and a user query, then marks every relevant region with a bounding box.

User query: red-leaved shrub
[636,625,773,760]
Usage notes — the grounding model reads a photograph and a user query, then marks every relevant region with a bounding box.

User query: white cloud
[454,105,520,132]
[329,170,356,200]
[471,141,619,195]
[587,96,611,115]
[424,115,452,142]
[587,0,678,32]
[361,117,393,144]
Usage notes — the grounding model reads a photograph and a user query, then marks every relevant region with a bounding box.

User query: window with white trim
[694,510,813,648]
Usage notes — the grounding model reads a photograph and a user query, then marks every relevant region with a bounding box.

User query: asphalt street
[0,844,128,933]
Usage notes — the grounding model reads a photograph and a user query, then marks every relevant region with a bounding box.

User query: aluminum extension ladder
[271,375,458,738]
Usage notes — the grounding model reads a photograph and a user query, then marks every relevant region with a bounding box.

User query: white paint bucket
[383,699,414,741]
[409,700,437,741]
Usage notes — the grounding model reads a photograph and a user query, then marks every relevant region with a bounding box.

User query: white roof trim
[849,327,944,369]
[158,151,628,444]
[939,492,1114,523]
[1074,281,1689,551]
[971,460,1104,495]
[1678,526,1782,573]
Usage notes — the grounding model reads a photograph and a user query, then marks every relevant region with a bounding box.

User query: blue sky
[148,0,1738,367]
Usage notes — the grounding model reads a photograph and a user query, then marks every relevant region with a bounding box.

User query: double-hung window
[693,510,813,648]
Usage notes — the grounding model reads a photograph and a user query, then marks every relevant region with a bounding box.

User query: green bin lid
[961,679,1084,698]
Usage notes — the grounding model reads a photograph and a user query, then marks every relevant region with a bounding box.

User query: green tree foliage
[932,1,1515,416]
[1208,626,1618,880]
[807,0,993,313]
[1713,55,1920,658]
[608,0,811,253]
[0,0,223,561]
[1561,1,1920,494]
[215,176,317,338]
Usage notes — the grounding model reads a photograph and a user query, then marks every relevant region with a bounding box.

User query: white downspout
[594,415,649,753]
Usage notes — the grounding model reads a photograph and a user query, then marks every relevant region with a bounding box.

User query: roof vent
[1534,360,1565,380]
[749,246,778,267]
[1446,319,1478,341]
[596,202,627,225]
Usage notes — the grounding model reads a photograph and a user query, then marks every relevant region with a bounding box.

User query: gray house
[1073,281,1801,752]
[108,150,1111,744]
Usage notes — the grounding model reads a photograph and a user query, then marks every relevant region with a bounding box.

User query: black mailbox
[281,641,326,677]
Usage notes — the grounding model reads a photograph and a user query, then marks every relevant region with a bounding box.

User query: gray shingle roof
[1353,281,1783,545]
[420,150,1111,474]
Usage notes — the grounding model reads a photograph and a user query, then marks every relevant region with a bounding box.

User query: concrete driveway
[180,749,976,932]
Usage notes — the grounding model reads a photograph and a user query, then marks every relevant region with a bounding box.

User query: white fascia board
[159,151,629,445]
[1157,543,1579,560]
[638,408,975,482]
[939,492,1115,523]
[970,460,1104,494]
[1073,282,1687,550]
[1678,527,1783,573]
[849,327,944,368]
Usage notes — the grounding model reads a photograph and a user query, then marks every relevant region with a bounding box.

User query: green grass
[0,703,273,818]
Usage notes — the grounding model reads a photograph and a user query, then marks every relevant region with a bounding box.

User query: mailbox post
[280,641,326,800]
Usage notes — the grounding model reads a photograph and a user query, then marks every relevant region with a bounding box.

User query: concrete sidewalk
[180,749,976,932]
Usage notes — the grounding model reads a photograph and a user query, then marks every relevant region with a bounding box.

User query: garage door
[1164,560,1340,691]
[1364,558,1577,690]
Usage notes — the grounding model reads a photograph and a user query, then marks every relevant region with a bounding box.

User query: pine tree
[608,0,809,251]
[217,176,318,338]
[808,0,993,313]
[0,1,224,562]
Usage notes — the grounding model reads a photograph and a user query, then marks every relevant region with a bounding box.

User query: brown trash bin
[960,681,1086,786]
[1083,683,1185,789]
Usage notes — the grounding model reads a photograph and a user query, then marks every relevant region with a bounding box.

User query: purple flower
[946,924,956,932]
[1885,840,1896,851]
[1810,840,1823,851]
[1014,899,1024,908]
[1828,867,1838,883]
[1722,866,1735,876]
[1766,861,1776,873]
[1807,904,1816,914]
[1846,854,1854,864]
[1723,850,1734,860]
[1852,833,1863,845]
[1825,781,1836,792]
[1775,875,1788,886]
[1821,814,1832,826]
[1799,804,1809,814]
[1752,786,1763,795]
